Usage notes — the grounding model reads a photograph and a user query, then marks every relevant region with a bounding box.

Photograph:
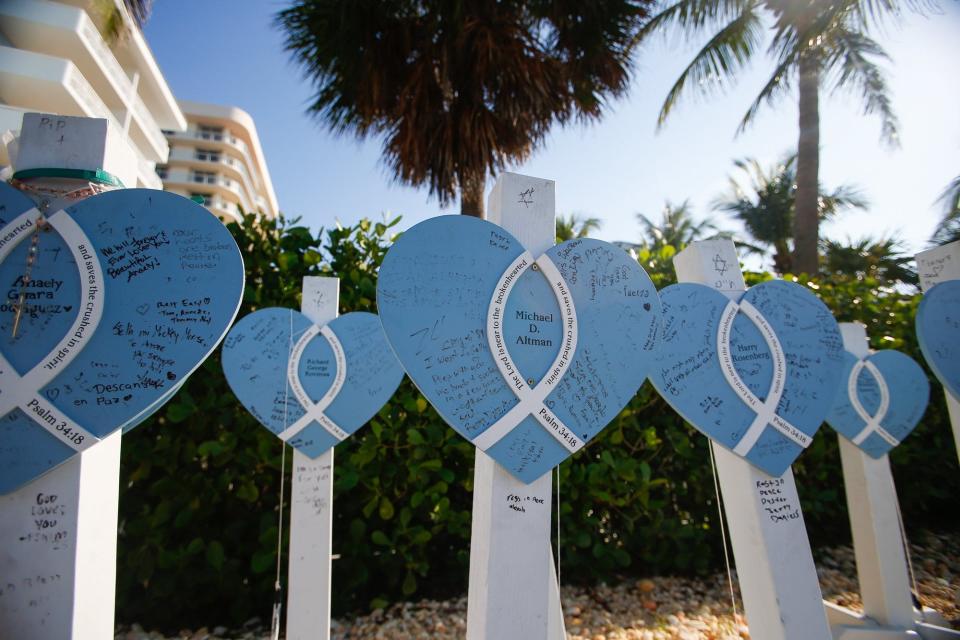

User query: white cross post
[916,240,960,463]
[0,114,132,639]
[284,276,339,640]
[466,172,565,640]
[829,323,960,640]
[673,238,832,640]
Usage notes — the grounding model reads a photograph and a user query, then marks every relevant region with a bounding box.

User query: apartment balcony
[0,0,169,162]
[161,168,254,214]
[166,146,257,197]
[0,46,123,132]
[165,127,251,159]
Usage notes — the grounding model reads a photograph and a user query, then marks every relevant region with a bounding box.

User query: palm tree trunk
[793,50,820,275]
[459,171,485,218]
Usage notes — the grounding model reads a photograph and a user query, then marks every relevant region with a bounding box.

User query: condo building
[0,0,278,220]
[158,101,279,222]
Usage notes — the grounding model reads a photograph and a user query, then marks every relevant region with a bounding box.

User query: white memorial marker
[673,238,832,640]
[916,240,960,463]
[466,173,566,640]
[828,323,960,640]
[286,276,339,640]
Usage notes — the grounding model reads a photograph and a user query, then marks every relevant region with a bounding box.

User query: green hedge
[115,216,960,630]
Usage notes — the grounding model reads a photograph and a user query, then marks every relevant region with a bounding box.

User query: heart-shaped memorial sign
[916,279,960,402]
[376,215,661,484]
[221,308,404,457]
[650,280,844,477]
[825,350,929,458]
[0,183,244,494]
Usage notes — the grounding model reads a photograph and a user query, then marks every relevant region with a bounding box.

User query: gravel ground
[115,531,959,640]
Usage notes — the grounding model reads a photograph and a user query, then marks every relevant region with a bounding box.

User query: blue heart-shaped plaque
[916,279,960,401]
[0,183,244,493]
[376,215,661,483]
[650,280,844,477]
[825,350,929,458]
[221,308,404,456]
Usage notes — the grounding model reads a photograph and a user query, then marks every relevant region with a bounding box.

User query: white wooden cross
[916,240,960,463]
[828,322,960,639]
[466,172,566,640]
[285,276,339,640]
[673,238,833,640]
[0,114,129,639]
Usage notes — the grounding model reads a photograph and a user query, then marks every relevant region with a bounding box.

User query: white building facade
[0,0,279,221]
[0,0,185,188]
[159,101,279,222]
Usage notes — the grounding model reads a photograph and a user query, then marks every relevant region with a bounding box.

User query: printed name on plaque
[916,279,960,402]
[0,183,244,493]
[376,215,661,484]
[650,280,844,477]
[825,349,929,458]
[221,309,404,457]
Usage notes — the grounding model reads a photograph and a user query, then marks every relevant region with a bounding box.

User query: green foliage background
[116,217,960,630]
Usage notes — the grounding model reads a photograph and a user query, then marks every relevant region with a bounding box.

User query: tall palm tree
[635,0,930,273]
[820,235,917,285]
[637,199,718,250]
[713,155,866,274]
[931,175,960,245]
[556,213,602,243]
[277,1,654,217]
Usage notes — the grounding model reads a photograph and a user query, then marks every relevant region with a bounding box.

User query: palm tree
[634,0,930,274]
[713,155,866,274]
[931,175,960,245]
[277,1,654,217]
[556,213,602,243]
[820,235,917,285]
[637,199,719,251]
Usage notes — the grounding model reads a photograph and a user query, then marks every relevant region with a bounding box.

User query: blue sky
[145,2,960,270]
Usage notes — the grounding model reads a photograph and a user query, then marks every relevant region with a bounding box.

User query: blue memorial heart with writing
[650,280,844,477]
[916,279,960,401]
[825,350,929,458]
[376,215,661,484]
[0,182,244,494]
[221,308,404,457]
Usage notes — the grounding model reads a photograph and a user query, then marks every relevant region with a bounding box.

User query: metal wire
[708,443,739,622]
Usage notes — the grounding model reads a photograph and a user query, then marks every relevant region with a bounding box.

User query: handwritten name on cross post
[830,322,919,638]
[0,114,130,640]
[466,173,565,640]
[285,276,339,640]
[673,238,832,640]
[916,240,960,464]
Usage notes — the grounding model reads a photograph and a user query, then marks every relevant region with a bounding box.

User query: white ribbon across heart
[846,359,898,447]
[471,251,582,453]
[716,300,812,456]
[277,321,349,443]
[0,208,105,452]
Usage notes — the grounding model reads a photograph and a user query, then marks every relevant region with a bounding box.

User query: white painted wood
[0,429,122,640]
[916,240,960,464]
[836,323,915,631]
[286,276,339,640]
[16,112,137,187]
[467,172,564,640]
[673,238,832,640]
[0,114,131,640]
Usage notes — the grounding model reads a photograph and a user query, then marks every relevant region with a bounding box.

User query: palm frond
[657,5,763,126]
[822,26,899,146]
[737,54,796,134]
[931,175,960,245]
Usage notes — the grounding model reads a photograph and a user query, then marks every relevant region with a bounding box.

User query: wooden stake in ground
[285,276,339,640]
[673,238,832,640]
[466,172,565,640]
